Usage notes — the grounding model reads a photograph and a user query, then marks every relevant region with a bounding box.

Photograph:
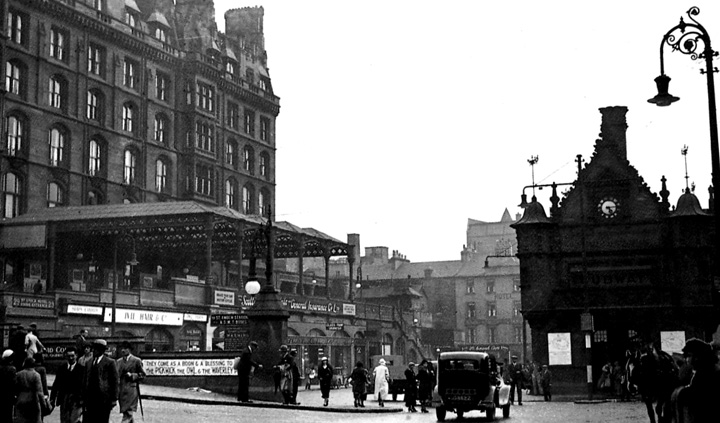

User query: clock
[598,197,619,218]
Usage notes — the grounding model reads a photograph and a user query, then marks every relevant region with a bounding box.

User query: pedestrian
[404,362,418,412]
[77,342,93,367]
[278,361,293,405]
[540,364,552,401]
[0,349,17,423]
[289,349,300,405]
[531,362,541,396]
[31,353,49,416]
[236,341,262,403]
[116,341,145,423]
[507,355,524,405]
[305,366,316,390]
[50,347,83,423]
[82,339,118,423]
[9,325,27,369]
[417,360,433,413]
[24,324,44,359]
[632,341,679,423]
[13,357,43,423]
[273,345,288,395]
[671,338,720,423]
[372,358,390,407]
[597,361,612,393]
[72,330,88,354]
[317,357,333,407]
[349,361,368,407]
[613,360,625,398]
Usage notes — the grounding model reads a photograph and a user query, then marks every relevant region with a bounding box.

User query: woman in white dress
[373,358,390,407]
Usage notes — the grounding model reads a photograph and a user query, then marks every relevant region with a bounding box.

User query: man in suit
[237,341,262,403]
[83,339,118,423]
[51,346,84,423]
[116,341,145,423]
[507,355,524,405]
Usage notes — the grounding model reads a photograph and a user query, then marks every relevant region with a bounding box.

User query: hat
[279,345,288,352]
[542,364,548,368]
[408,362,416,367]
[379,358,386,365]
[290,349,298,356]
[93,339,108,348]
[29,322,37,328]
[2,349,13,359]
[250,341,258,347]
[511,355,518,359]
[683,338,713,357]
[321,356,328,361]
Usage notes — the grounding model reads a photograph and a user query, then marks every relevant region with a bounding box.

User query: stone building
[512,106,720,394]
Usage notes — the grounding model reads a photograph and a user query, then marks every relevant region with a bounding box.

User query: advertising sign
[213,290,236,306]
[103,308,183,326]
[67,304,103,315]
[548,332,572,365]
[661,331,686,354]
[144,358,235,376]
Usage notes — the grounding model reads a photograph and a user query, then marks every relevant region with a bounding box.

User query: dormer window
[226,61,235,75]
[155,27,167,43]
[125,11,137,28]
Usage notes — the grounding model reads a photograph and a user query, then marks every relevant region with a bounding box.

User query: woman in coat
[349,361,368,407]
[317,357,333,407]
[373,358,390,407]
[417,360,434,413]
[404,363,418,412]
[14,357,43,423]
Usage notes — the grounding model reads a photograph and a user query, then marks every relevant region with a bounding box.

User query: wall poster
[548,332,572,365]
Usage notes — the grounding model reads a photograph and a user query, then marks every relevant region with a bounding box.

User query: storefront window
[145,327,173,352]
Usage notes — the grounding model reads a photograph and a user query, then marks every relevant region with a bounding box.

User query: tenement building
[0,1,414,376]
[512,106,720,394]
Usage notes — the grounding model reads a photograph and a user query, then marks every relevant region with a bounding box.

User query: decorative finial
[528,155,539,196]
[681,145,690,192]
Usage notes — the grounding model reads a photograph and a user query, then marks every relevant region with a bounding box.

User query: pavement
[47,374,629,413]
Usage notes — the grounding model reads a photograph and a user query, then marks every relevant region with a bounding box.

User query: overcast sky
[212,0,720,262]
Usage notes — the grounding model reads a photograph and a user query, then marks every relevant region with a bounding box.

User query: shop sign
[214,290,236,306]
[144,358,235,376]
[12,297,55,309]
[342,304,356,316]
[183,327,203,337]
[183,313,207,322]
[103,308,183,326]
[326,323,344,331]
[210,314,248,326]
[239,295,255,307]
[67,304,103,315]
[286,335,354,346]
[282,298,341,314]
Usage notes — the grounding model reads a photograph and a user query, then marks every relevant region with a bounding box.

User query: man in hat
[273,345,289,394]
[0,349,17,423]
[507,355,524,405]
[83,339,118,423]
[51,346,84,423]
[540,364,552,401]
[116,341,145,423]
[317,356,334,406]
[237,341,262,403]
[289,349,301,405]
[672,338,720,422]
[404,362,418,412]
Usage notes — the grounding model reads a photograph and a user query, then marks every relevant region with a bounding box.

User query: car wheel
[502,403,510,418]
[486,405,496,421]
[457,410,464,419]
[436,406,446,422]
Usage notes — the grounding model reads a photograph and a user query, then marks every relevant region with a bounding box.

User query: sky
[212,0,720,262]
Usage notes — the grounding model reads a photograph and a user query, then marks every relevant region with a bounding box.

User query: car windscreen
[440,359,481,371]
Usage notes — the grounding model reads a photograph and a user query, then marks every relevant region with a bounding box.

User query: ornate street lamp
[649,6,719,224]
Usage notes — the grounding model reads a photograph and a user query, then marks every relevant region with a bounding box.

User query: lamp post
[112,233,138,336]
[649,6,720,246]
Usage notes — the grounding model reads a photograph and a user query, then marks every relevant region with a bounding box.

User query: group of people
[502,355,553,403]
[0,328,145,423]
[362,358,435,412]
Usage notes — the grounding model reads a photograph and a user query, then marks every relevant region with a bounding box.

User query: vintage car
[433,351,511,421]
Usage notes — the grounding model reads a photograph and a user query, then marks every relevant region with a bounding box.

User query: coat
[50,361,84,409]
[317,363,333,390]
[350,367,368,395]
[83,354,118,408]
[417,367,434,401]
[404,368,417,405]
[373,364,390,398]
[116,354,145,413]
[237,347,259,376]
[13,368,43,423]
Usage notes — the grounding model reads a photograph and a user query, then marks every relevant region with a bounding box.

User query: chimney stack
[599,106,628,160]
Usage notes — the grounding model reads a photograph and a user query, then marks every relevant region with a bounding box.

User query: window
[196,82,214,111]
[6,10,27,45]
[87,44,104,76]
[258,189,269,216]
[467,328,477,344]
[185,81,193,105]
[93,0,104,12]
[88,139,102,176]
[260,116,270,141]
[155,27,167,43]
[125,10,137,28]
[49,75,66,110]
[122,103,135,133]
[488,327,496,343]
[50,27,68,61]
[242,185,254,214]
[123,150,137,185]
[225,179,237,208]
[47,182,63,208]
[227,102,239,129]
[48,127,66,167]
[466,302,476,319]
[466,280,475,294]
[514,327,522,343]
[2,173,21,218]
[226,60,235,75]
[225,140,237,166]
[259,153,269,179]
[486,281,495,293]
[243,146,254,173]
[155,159,167,193]
[244,109,255,136]
[513,301,521,317]
[487,302,497,317]
[86,89,104,122]
[6,115,24,157]
[154,115,167,143]
[594,330,608,343]
[5,60,25,96]
[156,73,169,101]
[195,165,214,196]
[124,59,137,89]
[513,278,521,292]
[195,122,214,152]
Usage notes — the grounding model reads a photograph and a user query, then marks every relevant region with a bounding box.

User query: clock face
[598,197,619,218]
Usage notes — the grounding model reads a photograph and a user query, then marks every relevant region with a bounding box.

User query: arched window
[88,139,102,176]
[382,334,393,356]
[6,114,25,156]
[122,103,135,133]
[154,114,167,143]
[259,152,270,179]
[395,337,406,357]
[258,188,270,217]
[225,178,237,209]
[86,89,104,122]
[123,149,137,185]
[48,126,67,167]
[5,59,26,97]
[2,172,22,218]
[47,182,63,207]
[226,139,237,167]
[48,75,67,110]
[145,327,174,352]
[155,158,167,193]
[243,146,254,173]
[242,184,254,214]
